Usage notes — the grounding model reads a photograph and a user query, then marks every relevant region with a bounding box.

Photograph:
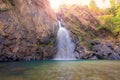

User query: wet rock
[37,36,51,45]
[108,53,120,60]
[75,44,87,59]
[91,40,101,45]
[74,51,80,59]
[0,36,5,44]
[23,54,35,61]
[11,54,20,61]
[90,40,120,60]
[116,46,120,55]
[90,56,98,60]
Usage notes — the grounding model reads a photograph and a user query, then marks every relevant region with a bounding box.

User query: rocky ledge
[75,40,120,60]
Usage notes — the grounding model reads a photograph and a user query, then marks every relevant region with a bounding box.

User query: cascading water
[54,20,76,60]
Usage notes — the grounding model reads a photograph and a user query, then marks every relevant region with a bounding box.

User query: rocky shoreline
[75,40,120,60]
[0,39,120,62]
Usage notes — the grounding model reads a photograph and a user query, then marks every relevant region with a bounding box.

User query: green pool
[0,60,120,80]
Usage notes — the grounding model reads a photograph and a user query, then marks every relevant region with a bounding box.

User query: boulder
[90,40,120,60]
[74,44,87,59]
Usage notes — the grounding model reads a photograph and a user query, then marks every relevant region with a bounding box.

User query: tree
[110,0,115,7]
[89,0,99,12]
[98,2,120,36]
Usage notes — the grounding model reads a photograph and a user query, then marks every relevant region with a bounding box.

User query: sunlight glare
[49,0,91,10]
[49,0,111,10]
[49,0,61,9]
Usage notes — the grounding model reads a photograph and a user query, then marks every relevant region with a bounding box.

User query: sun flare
[49,0,90,10]
[49,0,61,9]
[49,0,111,10]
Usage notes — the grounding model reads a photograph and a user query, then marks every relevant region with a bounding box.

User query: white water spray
[54,20,76,60]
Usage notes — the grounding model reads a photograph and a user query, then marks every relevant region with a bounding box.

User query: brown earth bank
[0,1,120,61]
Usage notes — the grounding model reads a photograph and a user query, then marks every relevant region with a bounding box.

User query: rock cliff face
[0,1,120,61]
[0,0,57,61]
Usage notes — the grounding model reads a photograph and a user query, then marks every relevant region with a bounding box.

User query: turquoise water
[0,60,120,80]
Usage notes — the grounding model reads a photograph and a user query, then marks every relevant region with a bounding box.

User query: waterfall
[54,20,76,60]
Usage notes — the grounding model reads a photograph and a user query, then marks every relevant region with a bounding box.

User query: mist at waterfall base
[54,21,76,60]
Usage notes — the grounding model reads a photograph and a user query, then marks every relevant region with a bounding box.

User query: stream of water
[54,21,75,60]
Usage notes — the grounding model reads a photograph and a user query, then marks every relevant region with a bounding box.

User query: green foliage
[98,15,120,36]
[0,8,9,12]
[108,0,120,16]
[107,7,116,16]
[3,0,15,6]
[110,0,116,7]
[97,2,120,36]
[89,0,99,12]
[116,4,120,17]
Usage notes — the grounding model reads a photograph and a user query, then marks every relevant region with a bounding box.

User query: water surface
[0,60,120,80]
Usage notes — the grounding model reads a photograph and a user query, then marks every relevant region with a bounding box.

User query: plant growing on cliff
[97,2,120,36]
[89,0,99,12]
[3,0,15,6]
